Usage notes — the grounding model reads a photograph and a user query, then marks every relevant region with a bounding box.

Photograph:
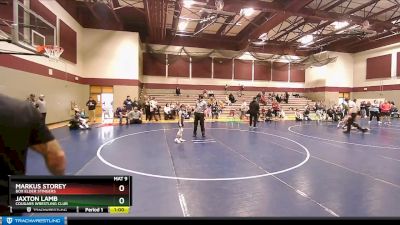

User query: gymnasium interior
[2,0,400,218]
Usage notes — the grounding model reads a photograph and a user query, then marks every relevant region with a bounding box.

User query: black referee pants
[193,112,205,136]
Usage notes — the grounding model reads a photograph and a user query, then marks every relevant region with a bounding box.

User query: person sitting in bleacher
[211,102,220,120]
[285,92,289,104]
[224,95,232,106]
[229,93,236,104]
[391,101,399,118]
[292,93,300,98]
[259,94,267,106]
[208,90,215,98]
[303,104,312,121]
[202,89,208,99]
[169,102,176,118]
[176,86,181,96]
[164,103,173,120]
[278,108,286,119]
[127,107,142,124]
[265,108,273,122]
[326,106,338,121]
[272,100,280,117]
[295,109,303,121]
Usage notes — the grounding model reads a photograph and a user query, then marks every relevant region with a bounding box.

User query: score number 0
[118,184,125,205]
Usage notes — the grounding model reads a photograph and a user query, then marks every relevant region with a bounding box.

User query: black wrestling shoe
[202,134,206,138]
[193,133,197,137]
[343,130,350,133]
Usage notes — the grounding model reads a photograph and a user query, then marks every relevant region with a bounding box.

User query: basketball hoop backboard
[0,0,57,55]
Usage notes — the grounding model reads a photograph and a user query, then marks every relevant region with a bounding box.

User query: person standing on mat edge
[86,96,97,123]
[249,97,260,129]
[344,98,368,134]
[0,93,66,215]
[193,95,207,138]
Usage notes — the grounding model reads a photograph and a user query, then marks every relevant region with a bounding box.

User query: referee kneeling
[193,95,207,138]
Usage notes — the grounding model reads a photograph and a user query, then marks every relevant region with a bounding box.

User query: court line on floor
[288,124,400,150]
[260,130,400,190]
[380,156,400,163]
[210,132,337,217]
[162,129,190,217]
[96,128,310,181]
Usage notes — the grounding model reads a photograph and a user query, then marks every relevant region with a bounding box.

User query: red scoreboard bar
[8,176,132,214]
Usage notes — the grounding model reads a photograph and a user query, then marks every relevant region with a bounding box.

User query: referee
[193,95,207,138]
[0,93,66,215]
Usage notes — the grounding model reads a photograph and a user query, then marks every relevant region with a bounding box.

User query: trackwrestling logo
[1,216,65,225]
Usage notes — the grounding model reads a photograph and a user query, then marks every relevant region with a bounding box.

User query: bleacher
[145,89,316,121]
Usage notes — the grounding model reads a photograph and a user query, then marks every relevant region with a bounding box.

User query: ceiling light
[183,0,194,8]
[332,21,349,30]
[258,33,268,41]
[298,35,313,45]
[240,8,254,17]
[178,21,188,30]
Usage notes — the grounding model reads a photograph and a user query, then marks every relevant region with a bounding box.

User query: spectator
[249,97,260,129]
[28,94,38,108]
[69,112,90,130]
[380,100,392,125]
[265,108,273,122]
[86,96,97,123]
[240,100,249,120]
[132,98,139,110]
[127,107,142,124]
[115,106,128,125]
[272,100,280,117]
[123,96,134,111]
[359,101,366,118]
[224,84,228,94]
[164,104,173,120]
[229,93,236,104]
[224,95,232,106]
[366,101,371,117]
[176,86,181,96]
[149,97,159,121]
[208,90,214,98]
[285,92,289,104]
[295,109,303,121]
[0,93,66,215]
[211,102,220,120]
[37,94,47,125]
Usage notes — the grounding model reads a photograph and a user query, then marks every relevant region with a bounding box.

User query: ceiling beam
[320,0,348,11]
[248,0,314,40]
[288,0,382,44]
[171,0,182,36]
[222,0,398,32]
[143,0,168,42]
[216,15,235,36]
[193,0,215,35]
[150,33,309,56]
[272,20,306,41]
[348,30,400,52]
[366,4,399,20]
[83,0,103,23]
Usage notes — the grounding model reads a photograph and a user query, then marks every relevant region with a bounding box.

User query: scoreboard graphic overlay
[8,176,132,214]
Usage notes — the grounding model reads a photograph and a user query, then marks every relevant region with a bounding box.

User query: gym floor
[26,118,400,217]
